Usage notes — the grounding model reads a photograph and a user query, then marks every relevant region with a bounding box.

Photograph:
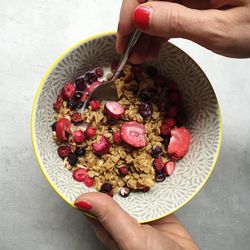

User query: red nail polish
[74,201,92,210]
[133,6,151,29]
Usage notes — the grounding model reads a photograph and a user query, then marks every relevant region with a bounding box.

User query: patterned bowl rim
[31,31,222,223]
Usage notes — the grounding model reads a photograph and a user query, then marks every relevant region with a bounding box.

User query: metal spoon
[81,29,142,112]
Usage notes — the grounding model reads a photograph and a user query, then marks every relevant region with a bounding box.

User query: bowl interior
[32,33,221,223]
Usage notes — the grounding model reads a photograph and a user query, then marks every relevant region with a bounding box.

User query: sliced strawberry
[89,99,101,111]
[167,127,191,160]
[92,136,111,155]
[105,101,124,119]
[57,146,71,159]
[113,131,123,144]
[53,94,63,112]
[153,157,164,173]
[72,130,85,144]
[164,161,176,176]
[121,121,147,148]
[61,82,76,100]
[86,81,101,95]
[56,118,71,141]
[82,176,95,187]
[73,168,87,182]
[85,126,96,138]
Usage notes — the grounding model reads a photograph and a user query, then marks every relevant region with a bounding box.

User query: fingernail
[133,5,152,30]
[74,200,92,210]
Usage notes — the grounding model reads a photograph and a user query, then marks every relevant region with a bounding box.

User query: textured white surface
[0,0,250,249]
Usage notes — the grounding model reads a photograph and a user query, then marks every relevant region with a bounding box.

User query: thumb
[132,1,227,53]
[74,192,142,248]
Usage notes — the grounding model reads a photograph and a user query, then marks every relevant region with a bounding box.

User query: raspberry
[71,112,83,124]
[61,82,76,100]
[53,94,63,112]
[85,126,96,139]
[160,118,176,136]
[92,136,111,155]
[72,130,85,144]
[153,157,164,173]
[89,99,100,111]
[121,121,147,148]
[57,146,71,159]
[95,67,104,78]
[113,131,123,144]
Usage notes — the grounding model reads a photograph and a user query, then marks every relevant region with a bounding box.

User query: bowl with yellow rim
[31,32,222,223]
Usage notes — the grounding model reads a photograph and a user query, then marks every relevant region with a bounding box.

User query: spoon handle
[111,29,142,81]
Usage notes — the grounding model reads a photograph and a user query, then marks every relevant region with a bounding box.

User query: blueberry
[146,66,158,77]
[152,145,163,157]
[74,91,82,100]
[75,77,86,91]
[85,72,97,84]
[138,102,153,118]
[67,100,78,110]
[155,172,166,182]
[67,153,78,166]
[139,92,150,102]
[100,183,112,193]
[51,122,57,131]
[119,187,130,198]
[77,102,84,109]
[75,147,86,157]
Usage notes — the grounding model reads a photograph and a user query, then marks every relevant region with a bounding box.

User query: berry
[75,147,86,157]
[51,122,57,131]
[166,105,178,117]
[85,72,97,84]
[121,121,147,148]
[164,161,176,176]
[61,82,76,100]
[83,176,95,187]
[73,130,85,144]
[153,75,167,87]
[75,77,86,91]
[73,168,87,182]
[167,127,191,160]
[113,131,123,144]
[153,157,164,173]
[85,126,96,138]
[74,91,82,100]
[138,102,153,118]
[57,146,71,159]
[67,153,78,166]
[92,136,111,155]
[53,94,63,112]
[67,100,78,110]
[155,172,166,182]
[56,118,71,141]
[80,91,89,103]
[86,81,101,95]
[105,101,124,119]
[95,67,104,78]
[142,187,150,193]
[71,112,83,124]
[111,61,118,72]
[168,91,182,104]
[119,166,129,175]
[119,187,130,197]
[151,145,163,157]
[89,99,101,111]
[100,183,113,196]
[77,102,84,109]
[160,118,176,136]
[146,66,157,77]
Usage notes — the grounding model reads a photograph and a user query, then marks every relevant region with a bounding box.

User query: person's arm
[117,0,250,63]
[75,192,199,250]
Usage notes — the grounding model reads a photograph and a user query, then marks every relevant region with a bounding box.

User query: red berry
[121,121,147,148]
[142,187,150,193]
[53,94,63,112]
[89,99,101,111]
[111,61,118,72]
[57,146,71,159]
[153,157,164,173]
[56,118,71,141]
[153,75,167,87]
[167,127,191,160]
[166,105,178,117]
[61,82,76,100]
[95,67,104,78]
[82,175,95,187]
[92,136,111,155]
[164,161,176,176]
[168,91,182,104]
[124,73,133,83]
[75,78,86,91]
[119,165,129,175]
[73,168,87,182]
[80,91,89,102]
[105,101,124,119]
[85,126,96,138]
[71,112,83,124]
[86,81,101,95]
[113,131,123,144]
[73,130,85,144]
[160,118,176,136]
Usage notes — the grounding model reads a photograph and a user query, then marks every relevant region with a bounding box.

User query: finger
[75,192,142,249]
[131,1,239,56]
